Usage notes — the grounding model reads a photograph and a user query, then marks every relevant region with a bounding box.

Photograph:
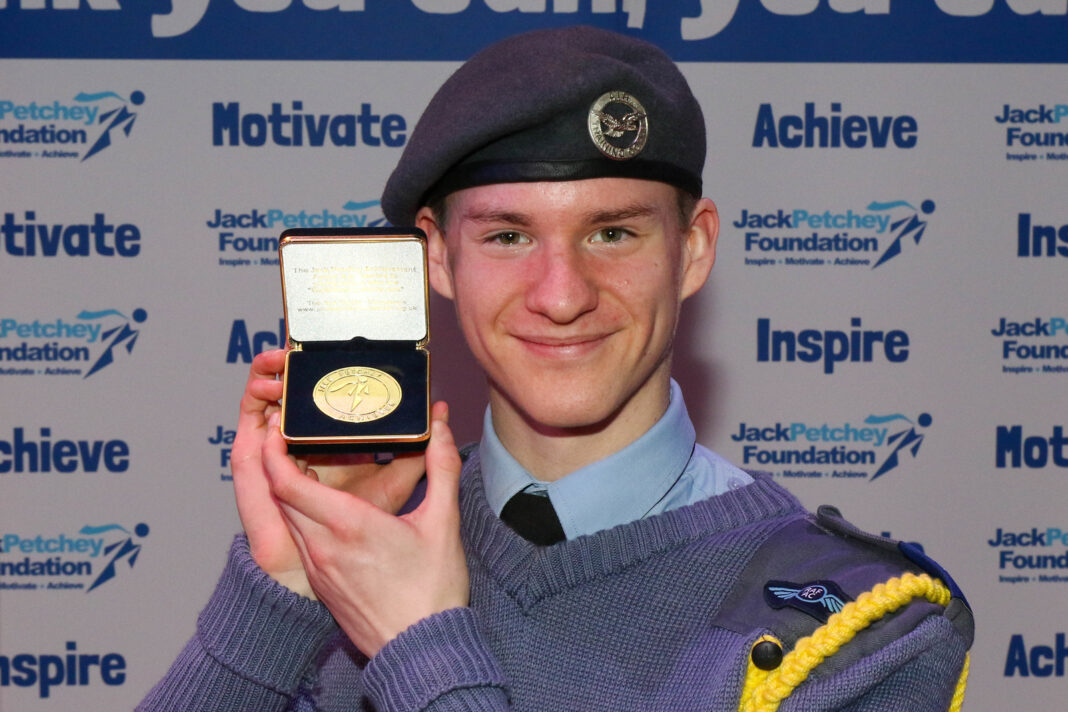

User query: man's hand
[230,349,429,599]
[262,403,469,658]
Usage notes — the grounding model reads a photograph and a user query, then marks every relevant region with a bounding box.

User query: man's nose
[524,245,599,324]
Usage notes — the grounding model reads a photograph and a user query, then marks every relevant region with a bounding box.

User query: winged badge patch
[764,580,853,623]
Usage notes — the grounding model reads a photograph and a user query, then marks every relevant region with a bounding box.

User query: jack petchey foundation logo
[0,522,149,593]
[209,425,236,483]
[729,412,932,481]
[998,103,1068,163]
[209,201,386,268]
[0,308,147,378]
[993,315,1068,375]
[735,200,935,269]
[990,527,1068,586]
[0,90,144,161]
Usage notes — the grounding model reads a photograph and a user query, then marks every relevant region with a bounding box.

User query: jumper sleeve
[363,607,511,712]
[136,535,340,712]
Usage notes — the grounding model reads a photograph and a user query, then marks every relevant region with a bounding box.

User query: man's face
[420,178,717,436]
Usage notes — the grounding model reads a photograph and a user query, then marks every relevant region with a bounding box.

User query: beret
[381,25,706,226]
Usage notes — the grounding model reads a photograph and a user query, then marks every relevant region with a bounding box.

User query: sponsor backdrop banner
[1,3,1065,709]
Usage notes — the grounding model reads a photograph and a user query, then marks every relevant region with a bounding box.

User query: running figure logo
[83,523,150,593]
[75,90,145,161]
[866,412,933,480]
[867,199,935,269]
[80,308,147,378]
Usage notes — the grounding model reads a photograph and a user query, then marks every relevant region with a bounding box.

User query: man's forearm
[137,535,339,712]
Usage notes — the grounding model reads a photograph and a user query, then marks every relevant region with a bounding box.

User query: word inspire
[1017,214,1068,258]
[757,318,909,374]
[0,642,125,699]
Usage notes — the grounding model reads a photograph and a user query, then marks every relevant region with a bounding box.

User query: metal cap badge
[587,90,649,160]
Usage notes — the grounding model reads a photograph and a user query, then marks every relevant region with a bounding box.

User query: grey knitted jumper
[139,455,970,712]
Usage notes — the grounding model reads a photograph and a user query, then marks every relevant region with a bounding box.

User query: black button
[751,640,783,671]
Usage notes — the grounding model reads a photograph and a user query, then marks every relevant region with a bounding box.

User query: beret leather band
[423,158,703,210]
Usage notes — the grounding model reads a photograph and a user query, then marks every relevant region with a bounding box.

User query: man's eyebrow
[583,203,660,224]
[460,209,534,227]
[458,202,660,227]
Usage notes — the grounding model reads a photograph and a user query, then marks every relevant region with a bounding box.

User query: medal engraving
[312,367,403,423]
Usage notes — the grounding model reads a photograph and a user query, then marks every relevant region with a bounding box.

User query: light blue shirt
[479,379,753,540]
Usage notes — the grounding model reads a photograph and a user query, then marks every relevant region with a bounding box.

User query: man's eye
[492,231,527,246]
[591,227,628,243]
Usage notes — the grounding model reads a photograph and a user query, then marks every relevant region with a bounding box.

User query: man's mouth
[513,333,612,357]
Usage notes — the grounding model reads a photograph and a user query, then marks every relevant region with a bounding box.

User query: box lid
[280,231,428,345]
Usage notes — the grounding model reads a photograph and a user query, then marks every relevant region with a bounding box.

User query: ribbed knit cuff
[363,607,510,712]
[196,534,340,697]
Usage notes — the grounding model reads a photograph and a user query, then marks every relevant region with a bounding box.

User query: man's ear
[416,206,454,301]
[680,197,718,300]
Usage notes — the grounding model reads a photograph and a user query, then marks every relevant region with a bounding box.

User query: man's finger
[250,348,287,379]
[262,413,380,527]
[236,349,287,431]
[421,408,463,517]
[247,378,284,403]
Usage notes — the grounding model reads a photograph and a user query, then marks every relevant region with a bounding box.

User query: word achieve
[752,103,917,149]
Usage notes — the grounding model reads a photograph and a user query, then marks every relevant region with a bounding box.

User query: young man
[140,26,972,711]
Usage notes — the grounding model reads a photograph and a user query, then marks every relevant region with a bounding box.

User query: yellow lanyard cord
[948,653,969,712]
[738,572,969,712]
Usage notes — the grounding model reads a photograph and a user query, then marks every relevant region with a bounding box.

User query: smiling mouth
[519,334,603,346]
[513,333,612,357]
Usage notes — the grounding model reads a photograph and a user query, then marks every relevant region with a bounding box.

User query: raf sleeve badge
[763,580,852,623]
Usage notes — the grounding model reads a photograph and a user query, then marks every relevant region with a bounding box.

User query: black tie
[500,491,565,546]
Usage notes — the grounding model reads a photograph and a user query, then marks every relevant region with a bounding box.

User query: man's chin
[508,388,625,436]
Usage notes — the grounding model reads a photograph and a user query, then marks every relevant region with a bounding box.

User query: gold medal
[312,367,403,423]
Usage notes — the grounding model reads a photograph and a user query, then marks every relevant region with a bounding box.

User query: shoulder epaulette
[711,505,972,712]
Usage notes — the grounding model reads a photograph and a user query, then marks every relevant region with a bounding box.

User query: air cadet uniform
[139,26,972,712]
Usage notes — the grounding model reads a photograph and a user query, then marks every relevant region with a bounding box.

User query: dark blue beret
[381,25,706,226]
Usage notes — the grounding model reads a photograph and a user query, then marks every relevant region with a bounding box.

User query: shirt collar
[479,379,697,539]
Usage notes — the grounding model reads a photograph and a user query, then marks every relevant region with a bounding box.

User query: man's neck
[487,375,672,482]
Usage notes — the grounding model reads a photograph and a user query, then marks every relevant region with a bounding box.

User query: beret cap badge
[587,91,649,161]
